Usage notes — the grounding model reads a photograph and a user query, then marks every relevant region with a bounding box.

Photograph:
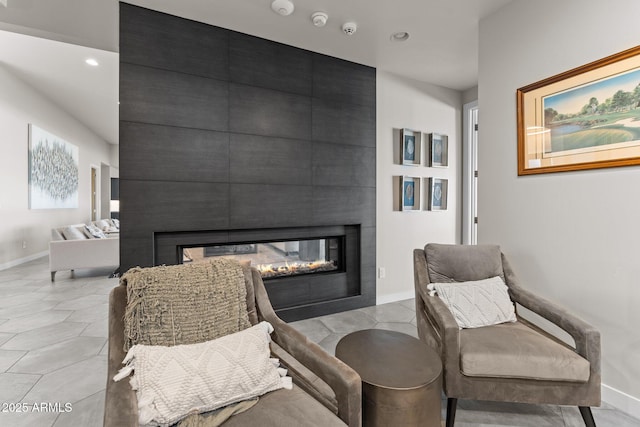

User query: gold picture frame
[517,45,640,175]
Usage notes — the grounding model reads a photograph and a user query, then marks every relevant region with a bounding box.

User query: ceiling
[0,0,512,145]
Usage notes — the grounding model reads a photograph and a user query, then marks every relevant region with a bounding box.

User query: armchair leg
[579,406,596,427]
[446,398,458,427]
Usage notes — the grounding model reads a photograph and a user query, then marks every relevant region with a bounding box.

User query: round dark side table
[335,329,442,427]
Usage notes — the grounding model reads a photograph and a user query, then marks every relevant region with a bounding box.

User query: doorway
[462,101,478,245]
[90,166,97,221]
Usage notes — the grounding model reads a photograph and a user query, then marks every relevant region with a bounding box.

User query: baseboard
[377,289,415,305]
[602,383,640,420]
[0,251,48,271]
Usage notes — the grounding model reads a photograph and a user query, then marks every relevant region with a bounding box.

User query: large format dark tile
[312,186,376,227]
[120,63,229,131]
[230,32,312,96]
[120,3,229,80]
[312,54,376,107]
[230,83,311,140]
[312,142,375,187]
[311,97,375,146]
[230,133,312,185]
[120,180,230,235]
[118,235,155,272]
[229,184,313,229]
[120,122,229,183]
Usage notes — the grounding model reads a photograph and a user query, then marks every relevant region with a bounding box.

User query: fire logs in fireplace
[257,259,337,278]
[186,238,342,280]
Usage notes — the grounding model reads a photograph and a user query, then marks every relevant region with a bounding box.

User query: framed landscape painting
[517,45,640,175]
[28,124,79,209]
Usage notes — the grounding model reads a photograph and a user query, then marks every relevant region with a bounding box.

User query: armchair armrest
[502,255,600,369]
[252,270,361,427]
[417,284,461,355]
[413,250,461,388]
[104,285,138,427]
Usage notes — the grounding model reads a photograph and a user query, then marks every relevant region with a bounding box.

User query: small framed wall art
[428,133,449,167]
[427,178,448,211]
[400,128,422,166]
[396,175,421,211]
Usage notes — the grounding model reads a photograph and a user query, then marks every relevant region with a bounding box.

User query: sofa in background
[49,219,119,281]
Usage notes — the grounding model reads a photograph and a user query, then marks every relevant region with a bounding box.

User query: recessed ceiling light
[390,32,410,42]
[85,58,99,67]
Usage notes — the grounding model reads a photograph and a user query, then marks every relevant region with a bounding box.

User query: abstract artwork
[28,124,79,209]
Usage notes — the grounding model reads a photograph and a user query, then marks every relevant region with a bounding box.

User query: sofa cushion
[94,219,111,229]
[425,243,504,283]
[85,224,106,239]
[432,276,516,329]
[114,322,292,427]
[61,226,88,240]
[223,384,346,427]
[460,321,590,382]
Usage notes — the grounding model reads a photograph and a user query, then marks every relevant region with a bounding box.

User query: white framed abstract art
[28,124,79,209]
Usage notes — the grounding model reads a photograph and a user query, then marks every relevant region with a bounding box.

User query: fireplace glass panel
[182,238,342,279]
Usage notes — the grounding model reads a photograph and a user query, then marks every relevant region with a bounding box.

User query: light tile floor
[0,257,637,427]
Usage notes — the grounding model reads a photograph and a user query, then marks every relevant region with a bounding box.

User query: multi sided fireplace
[188,237,344,279]
[154,225,361,321]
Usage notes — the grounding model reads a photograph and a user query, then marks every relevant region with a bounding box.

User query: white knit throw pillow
[114,321,292,427]
[432,276,516,329]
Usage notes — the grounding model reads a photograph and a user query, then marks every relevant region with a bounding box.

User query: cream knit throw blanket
[122,258,251,352]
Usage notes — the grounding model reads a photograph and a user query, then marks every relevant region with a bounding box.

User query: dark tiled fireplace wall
[118,3,376,318]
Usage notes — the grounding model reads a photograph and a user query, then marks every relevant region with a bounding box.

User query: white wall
[462,86,478,106]
[376,71,461,303]
[479,0,640,414]
[0,65,113,268]
[0,0,118,52]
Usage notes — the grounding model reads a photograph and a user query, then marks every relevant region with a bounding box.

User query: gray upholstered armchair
[414,244,600,427]
[105,261,361,427]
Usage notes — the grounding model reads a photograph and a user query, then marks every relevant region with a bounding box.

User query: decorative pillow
[112,218,120,229]
[94,219,111,229]
[432,276,516,329]
[122,259,251,351]
[61,226,88,240]
[113,321,292,427]
[84,224,106,239]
